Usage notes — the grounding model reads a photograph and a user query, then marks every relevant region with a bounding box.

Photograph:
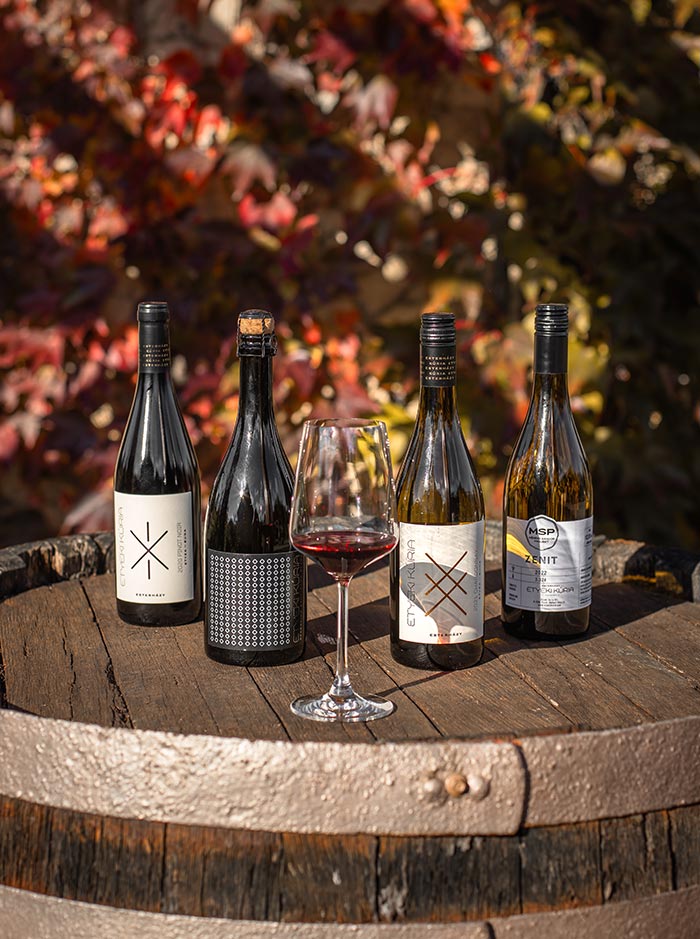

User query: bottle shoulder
[115,377,199,493]
[397,414,484,524]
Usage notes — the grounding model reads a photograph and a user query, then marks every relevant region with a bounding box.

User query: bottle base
[501,604,590,640]
[390,639,483,670]
[116,600,202,627]
[205,644,305,667]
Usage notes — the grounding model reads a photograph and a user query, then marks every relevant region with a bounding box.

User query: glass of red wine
[289,418,398,722]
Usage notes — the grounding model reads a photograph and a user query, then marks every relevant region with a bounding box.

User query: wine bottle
[390,312,485,670]
[113,301,202,626]
[501,303,593,638]
[204,310,306,665]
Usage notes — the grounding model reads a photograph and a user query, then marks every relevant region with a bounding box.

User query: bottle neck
[419,341,458,417]
[138,321,171,374]
[238,354,274,422]
[534,331,567,375]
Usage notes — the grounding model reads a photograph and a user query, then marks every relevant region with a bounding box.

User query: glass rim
[301,417,386,430]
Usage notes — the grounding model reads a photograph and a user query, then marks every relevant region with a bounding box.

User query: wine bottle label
[397,520,484,644]
[206,549,305,651]
[138,341,171,372]
[420,351,456,387]
[114,491,195,603]
[505,515,593,612]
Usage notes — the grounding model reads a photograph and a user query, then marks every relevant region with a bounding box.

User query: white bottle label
[397,520,484,644]
[114,491,195,603]
[505,515,593,611]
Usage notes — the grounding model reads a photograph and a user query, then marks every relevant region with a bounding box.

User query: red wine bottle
[502,303,593,637]
[113,301,202,626]
[204,310,306,665]
[389,312,485,669]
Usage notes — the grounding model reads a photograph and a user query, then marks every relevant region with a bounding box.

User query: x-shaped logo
[424,550,469,616]
[131,522,169,580]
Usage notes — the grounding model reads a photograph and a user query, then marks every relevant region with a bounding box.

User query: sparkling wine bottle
[113,301,202,626]
[204,310,306,665]
[502,303,593,638]
[390,312,485,670]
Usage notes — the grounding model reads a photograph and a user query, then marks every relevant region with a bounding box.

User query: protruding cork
[237,309,278,356]
[238,309,275,335]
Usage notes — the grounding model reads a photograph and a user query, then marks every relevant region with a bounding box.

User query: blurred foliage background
[0,0,699,549]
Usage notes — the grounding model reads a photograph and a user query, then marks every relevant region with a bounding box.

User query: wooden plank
[0,579,117,725]
[310,585,443,742]
[600,812,672,903]
[345,605,569,739]
[669,804,700,890]
[163,825,282,919]
[0,796,51,893]
[377,834,521,921]
[280,832,377,923]
[327,565,569,740]
[248,592,374,743]
[559,614,700,721]
[82,575,283,739]
[483,593,651,731]
[613,610,700,685]
[520,821,602,913]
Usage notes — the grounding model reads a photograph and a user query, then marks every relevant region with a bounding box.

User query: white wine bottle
[204,310,306,666]
[113,301,202,626]
[390,312,485,669]
[502,303,593,637]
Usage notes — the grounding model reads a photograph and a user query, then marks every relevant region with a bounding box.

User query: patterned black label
[420,349,456,386]
[206,549,305,651]
[139,341,171,371]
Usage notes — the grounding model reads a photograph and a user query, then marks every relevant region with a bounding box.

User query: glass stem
[331,579,352,700]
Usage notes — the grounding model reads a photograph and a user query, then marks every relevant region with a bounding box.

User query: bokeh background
[1,0,699,550]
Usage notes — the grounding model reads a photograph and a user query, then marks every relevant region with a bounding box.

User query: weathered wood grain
[519,822,602,913]
[483,593,651,731]
[280,833,377,923]
[82,575,284,739]
[600,813,672,903]
[162,825,282,920]
[377,834,521,922]
[670,804,700,890]
[2,794,695,922]
[561,615,700,721]
[0,580,117,725]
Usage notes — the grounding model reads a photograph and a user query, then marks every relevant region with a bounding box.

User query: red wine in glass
[289,418,398,722]
[292,530,397,580]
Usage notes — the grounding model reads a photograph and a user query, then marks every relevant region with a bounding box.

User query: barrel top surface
[1,541,699,746]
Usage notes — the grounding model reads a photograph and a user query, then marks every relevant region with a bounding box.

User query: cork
[238,310,275,336]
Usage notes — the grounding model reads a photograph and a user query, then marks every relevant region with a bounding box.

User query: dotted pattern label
[206,549,305,651]
[139,342,171,371]
[420,351,456,386]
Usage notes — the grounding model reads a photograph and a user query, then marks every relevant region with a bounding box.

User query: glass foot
[290,690,395,722]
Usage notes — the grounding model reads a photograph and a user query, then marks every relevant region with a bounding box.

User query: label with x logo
[114,491,194,603]
[397,520,484,644]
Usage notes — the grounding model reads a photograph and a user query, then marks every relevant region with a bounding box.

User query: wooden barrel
[0,530,699,938]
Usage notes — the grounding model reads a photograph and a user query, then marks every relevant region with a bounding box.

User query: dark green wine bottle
[389,312,485,670]
[204,310,306,665]
[501,303,593,638]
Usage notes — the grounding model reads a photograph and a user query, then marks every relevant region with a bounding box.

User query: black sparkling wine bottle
[204,310,306,665]
[113,301,202,626]
[389,312,485,670]
[501,303,593,638]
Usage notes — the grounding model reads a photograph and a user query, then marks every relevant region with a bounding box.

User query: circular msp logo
[525,515,559,551]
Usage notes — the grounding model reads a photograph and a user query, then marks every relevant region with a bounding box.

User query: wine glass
[289,418,398,722]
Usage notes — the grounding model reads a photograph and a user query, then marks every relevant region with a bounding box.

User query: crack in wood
[60,625,76,722]
[171,631,222,736]
[78,580,133,729]
[0,643,6,708]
